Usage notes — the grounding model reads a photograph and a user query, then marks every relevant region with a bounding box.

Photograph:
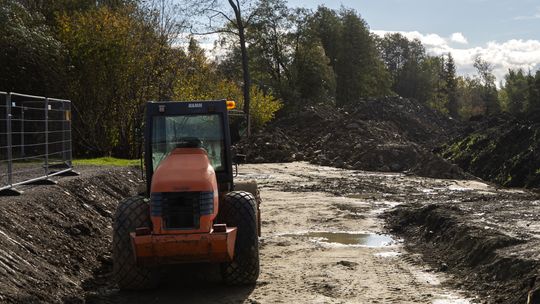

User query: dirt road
[234,163,473,304]
[85,162,474,303]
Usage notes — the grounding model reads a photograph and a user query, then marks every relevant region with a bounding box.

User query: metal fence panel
[0,92,8,188]
[0,92,75,194]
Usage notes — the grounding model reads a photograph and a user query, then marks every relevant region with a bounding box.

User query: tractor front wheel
[219,191,260,285]
[112,196,159,290]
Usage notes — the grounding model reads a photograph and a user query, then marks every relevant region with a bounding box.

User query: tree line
[1,0,539,158]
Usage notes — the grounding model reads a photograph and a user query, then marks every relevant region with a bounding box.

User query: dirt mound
[442,111,540,188]
[0,167,141,303]
[234,128,300,163]
[342,97,457,146]
[385,196,540,304]
[236,97,465,179]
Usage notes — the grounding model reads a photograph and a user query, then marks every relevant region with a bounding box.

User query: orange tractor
[112,100,260,289]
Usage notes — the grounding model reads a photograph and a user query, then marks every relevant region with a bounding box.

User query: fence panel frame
[0,92,77,195]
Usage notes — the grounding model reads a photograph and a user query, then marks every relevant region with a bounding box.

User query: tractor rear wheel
[219,191,260,285]
[235,181,262,236]
[112,196,158,290]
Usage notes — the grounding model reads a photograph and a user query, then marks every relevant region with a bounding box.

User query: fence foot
[0,188,23,196]
[56,170,80,177]
[27,179,57,186]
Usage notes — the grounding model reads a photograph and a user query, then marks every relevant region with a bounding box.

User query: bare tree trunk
[228,0,251,137]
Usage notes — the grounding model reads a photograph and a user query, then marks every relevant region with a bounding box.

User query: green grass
[73,157,141,167]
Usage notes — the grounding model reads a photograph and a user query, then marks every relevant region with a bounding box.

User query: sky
[287,0,540,83]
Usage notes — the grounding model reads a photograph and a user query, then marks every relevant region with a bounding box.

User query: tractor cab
[144,100,235,194]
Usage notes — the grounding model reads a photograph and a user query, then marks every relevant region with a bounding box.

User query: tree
[379,33,409,85]
[246,0,295,99]
[308,7,389,107]
[379,33,425,99]
[456,76,485,118]
[308,7,342,72]
[445,53,459,118]
[378,33,446,105]
[57,4,184,157]
[474,56,500,115]
[191,0,258,136]
[0,1,65,95]
[422,55,448,113]
[527,71,540,112]
[503,69,529,114]
[290,40,336,110]
[338,9,390,105]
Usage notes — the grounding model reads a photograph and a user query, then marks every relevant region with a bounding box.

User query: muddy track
[2,162,537,303]
[84,163,472,303]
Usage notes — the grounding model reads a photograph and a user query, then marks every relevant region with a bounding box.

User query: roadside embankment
[442,111,540,189]
[0,167,141,303]
[384,183,540,304]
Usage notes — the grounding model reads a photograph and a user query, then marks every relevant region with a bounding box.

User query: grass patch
[73,157,141,167]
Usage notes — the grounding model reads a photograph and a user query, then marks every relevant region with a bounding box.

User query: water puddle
[432,294,471,304]
[283,231,396,247]
[374,251,402,258]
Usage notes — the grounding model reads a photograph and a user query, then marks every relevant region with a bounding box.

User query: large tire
[113,196,159,290]
[218,191,260,285]
[234,181,260,202]
[235,181,262,236]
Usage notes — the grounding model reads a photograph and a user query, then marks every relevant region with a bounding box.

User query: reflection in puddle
[284,232,396,247]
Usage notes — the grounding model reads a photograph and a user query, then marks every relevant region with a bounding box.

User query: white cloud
[450,32,468,44]
[373,30,540,84]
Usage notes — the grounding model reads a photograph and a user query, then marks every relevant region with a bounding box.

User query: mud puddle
[283,231,396,247]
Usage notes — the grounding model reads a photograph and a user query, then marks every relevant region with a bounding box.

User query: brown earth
[82,163,475,303]
[441,111,540,189]
[0,166,143,303]
[235,97,466,180]
[384,183,540,304]
[1,163,538,303]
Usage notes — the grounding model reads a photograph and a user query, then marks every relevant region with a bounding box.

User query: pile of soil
[385,188,540,304]
[236,97,465,179]
[0,167,141,303]
[442,111,540,189]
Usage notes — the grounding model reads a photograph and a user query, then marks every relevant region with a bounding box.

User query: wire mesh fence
[0,92,75,194]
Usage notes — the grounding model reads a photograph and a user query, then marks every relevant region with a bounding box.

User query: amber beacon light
[226,100,236,110]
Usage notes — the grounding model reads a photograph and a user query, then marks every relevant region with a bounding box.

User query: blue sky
[285,0,540,82]
[193,0,540,83]
[288,0,540,45]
